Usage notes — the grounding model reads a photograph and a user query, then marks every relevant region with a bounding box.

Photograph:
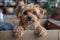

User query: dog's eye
[23,11,27,15]
[33,11,36,14]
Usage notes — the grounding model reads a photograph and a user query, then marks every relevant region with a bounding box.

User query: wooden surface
[46,19,60,30]
[0,30,59,40]
[48,19,60,26]
[59,31,60,40]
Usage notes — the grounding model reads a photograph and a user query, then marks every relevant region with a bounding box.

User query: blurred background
[0,0,60,30]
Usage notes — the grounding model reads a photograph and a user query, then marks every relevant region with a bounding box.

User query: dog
[13,3,47,38]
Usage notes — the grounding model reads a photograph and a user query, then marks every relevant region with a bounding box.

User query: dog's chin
[27,21,33,24]
[23,20,33,24]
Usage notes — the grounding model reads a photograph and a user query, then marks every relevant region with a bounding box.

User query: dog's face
[20,4,45,24]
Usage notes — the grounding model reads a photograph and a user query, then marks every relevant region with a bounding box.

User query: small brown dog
[13,3,47,38]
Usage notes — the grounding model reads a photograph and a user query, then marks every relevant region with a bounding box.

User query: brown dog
[13,3,47,38]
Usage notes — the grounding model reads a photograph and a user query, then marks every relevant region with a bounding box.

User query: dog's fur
[16,1,25,18]
[14,2,47,38]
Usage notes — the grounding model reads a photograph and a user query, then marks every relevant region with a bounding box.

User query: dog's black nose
[28,16,32,21]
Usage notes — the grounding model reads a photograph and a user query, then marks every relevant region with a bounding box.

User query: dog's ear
[19,1,25,6]
[16,1,25,18]
[16,6,21,18]
[16,6,24,18]
[39,8,46,18]
[34,4,45,19]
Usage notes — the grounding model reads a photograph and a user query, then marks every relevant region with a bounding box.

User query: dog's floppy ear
[34,4,45,19]
[39,8,46,18]
[16,6,21,18]
[16,6,24,18]
[16,1,25,18]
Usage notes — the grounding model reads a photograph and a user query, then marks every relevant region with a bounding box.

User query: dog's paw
[13,26,24,38]
[34,26,47,37]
